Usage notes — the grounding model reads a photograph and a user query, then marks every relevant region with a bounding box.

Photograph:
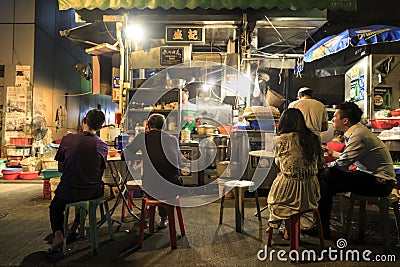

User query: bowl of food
[390,109,400,117]
[108,150,118,157]
[370,119,400,129]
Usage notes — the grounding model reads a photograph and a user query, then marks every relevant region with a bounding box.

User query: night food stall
[53,1,356,200]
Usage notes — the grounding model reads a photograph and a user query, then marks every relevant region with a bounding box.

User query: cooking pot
[100,126,121,142]
[196,124,216,135]
[216,161,229,177]
[166,78,186,89]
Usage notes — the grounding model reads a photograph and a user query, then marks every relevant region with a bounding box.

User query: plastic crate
[42,179,51,200]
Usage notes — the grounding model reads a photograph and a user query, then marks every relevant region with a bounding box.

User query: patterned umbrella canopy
[304,25,400,62]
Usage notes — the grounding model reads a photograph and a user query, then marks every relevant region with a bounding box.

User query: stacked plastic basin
[2,168,22,180]
[42,168,62,200]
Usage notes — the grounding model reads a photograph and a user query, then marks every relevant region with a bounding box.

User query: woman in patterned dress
[267,108,322,238]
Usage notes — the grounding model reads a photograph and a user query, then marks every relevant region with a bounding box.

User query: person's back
[288,87,328,136]
[124,113,182,199]
[55,131,107,201]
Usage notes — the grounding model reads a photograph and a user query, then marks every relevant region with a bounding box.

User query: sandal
[46,249,64,261]
[66,232,79,245]
[279,228,290,240]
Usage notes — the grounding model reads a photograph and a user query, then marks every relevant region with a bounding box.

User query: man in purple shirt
[48,109,108,256]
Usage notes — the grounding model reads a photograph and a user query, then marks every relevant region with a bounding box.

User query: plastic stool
[121,180,142,221]
[219,180,261,233]
[344,193,400,250]
[63,196,114,255]
[42,179,51,200]
[138,197,185,249]
[267,209,325,263]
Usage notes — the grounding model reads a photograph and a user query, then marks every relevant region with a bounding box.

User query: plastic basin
[20,171,39,180]
[2,168,22,180]
[42,168,62,179]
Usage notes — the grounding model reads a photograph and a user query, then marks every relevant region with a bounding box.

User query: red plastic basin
[20,171,39,180]
[2,169,22,180]
[370,119,400,130]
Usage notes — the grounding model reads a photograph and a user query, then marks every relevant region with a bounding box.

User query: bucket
[265,88,285,108]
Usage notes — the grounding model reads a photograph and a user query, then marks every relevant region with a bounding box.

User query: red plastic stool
[42,179,51,200]
[121,180,142,221]
[267,209,325,263]
[138,197,185,249]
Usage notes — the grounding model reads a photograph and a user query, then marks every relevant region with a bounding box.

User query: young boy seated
[324,130,345,163]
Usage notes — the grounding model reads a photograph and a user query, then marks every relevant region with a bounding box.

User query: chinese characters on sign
[166,26,204,43]
[160,47,184,66]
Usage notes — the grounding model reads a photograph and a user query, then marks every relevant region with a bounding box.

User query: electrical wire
[60,92,92,97]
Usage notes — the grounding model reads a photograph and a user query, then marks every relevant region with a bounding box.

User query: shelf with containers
[125,87,182,137]
[4,145,32,167]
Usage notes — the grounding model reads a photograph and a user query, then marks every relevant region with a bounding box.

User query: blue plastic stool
[63,196,114,255]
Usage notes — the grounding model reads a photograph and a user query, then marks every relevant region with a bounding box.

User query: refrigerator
[344,54,400,125]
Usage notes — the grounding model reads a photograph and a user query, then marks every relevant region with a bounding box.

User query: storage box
[41,160,58,170]
[42,168,62,179]
[10,137,33,146]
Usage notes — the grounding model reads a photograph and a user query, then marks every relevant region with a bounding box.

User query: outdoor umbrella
[303,25,400,62]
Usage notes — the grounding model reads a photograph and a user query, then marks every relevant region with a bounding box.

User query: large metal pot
[196,125,216,135]
[166,79,186,89]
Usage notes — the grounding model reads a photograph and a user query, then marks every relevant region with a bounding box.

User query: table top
[248,150,274,158]
[224,180,255,187]
[107,155,122,161]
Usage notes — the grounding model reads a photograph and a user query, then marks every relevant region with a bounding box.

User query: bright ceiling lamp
[125,24,144,42]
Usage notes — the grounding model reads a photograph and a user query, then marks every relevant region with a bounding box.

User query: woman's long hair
[277,108,321,162]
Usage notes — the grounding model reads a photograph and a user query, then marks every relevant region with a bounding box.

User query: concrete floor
[0,181,399,266]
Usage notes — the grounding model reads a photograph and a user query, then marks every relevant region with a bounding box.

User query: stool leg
[166,206,177,249]
[345,197,356,239]
[102,200,114,240]
[254,189,261,222]
[338,193,345,226]
[391,201,400,246]
[266,227,273,246]
[121,189,134,221]
[289,216,300,263]
[219,186,226,224]
[176,206,185,236]
[138,198,147,247]
[89,201,98,255]
[378,197,390,251]
[314,210,325,249]
[358,200,366,240]
[63,206,70,254]
[149,206,156,233]
[78,208,86,237]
